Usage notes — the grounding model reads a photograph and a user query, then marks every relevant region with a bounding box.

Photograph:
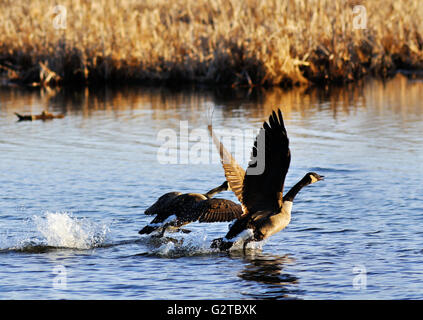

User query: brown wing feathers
[208,124,246,206]
[197,199,243,223]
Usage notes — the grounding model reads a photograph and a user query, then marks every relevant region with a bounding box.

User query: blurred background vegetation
[0,0,422,87]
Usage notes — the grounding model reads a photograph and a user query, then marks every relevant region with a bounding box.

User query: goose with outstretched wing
[138,181,243,237]
[209,109,324,251]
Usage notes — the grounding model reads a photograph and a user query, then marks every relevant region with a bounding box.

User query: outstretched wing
[196,199,243,223]
[144,192,182,215]
[242,109,291,213]
[208,124,246,207]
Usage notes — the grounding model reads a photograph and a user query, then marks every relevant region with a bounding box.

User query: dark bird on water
[138,181,243,237]
[15,110,65,121]
[209,109,324,251]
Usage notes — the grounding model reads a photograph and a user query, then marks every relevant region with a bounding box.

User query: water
[0,75,422,299]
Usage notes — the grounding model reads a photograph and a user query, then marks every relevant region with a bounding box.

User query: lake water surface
[0,75,422,299]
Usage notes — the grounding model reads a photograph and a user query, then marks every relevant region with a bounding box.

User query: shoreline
[1,70,421,91]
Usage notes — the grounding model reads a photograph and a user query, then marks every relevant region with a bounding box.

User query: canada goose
[209,109,324,251]
[138,181,243,237]
[15,110,65,121]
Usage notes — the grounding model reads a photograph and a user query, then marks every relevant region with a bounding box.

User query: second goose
[138,181,242,237]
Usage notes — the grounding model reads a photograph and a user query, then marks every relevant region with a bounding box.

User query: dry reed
[0,0,422,87]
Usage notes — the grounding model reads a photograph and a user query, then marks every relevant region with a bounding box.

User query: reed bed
[0,0,422,87]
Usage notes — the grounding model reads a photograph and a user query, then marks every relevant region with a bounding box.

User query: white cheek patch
[310,175,318,183]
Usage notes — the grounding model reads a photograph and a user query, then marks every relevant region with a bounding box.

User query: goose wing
[208,125,246,207]
[139,193,193,233]
[138,211,175,234]
[195,198,243,223]
[144,192,182,215]
[241,109,291,212]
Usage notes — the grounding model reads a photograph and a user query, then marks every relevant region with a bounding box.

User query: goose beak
[318,175,325,181]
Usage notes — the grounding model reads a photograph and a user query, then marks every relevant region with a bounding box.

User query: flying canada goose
[15,110,65,121]
[209,109,324,251]
[138,181,243,237]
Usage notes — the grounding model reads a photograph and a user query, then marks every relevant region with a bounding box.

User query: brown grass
[0,0,422,87]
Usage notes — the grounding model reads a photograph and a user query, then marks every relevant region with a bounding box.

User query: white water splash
[219,229,266,252]
[151,229,213,257]
[229,239,266,251]
[33,212,110,249]
[144,226,266,257]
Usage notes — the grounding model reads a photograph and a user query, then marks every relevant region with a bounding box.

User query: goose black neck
[204,183,227,199]
[283,177,309,202]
